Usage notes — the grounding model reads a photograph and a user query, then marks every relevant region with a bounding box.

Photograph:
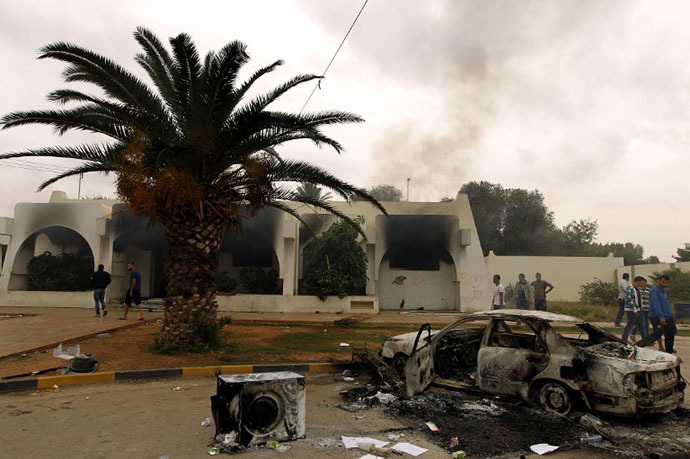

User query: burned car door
[477,318,549,398]
[405,323,435,397]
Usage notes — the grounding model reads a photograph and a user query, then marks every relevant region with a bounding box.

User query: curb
[0,362,350,394]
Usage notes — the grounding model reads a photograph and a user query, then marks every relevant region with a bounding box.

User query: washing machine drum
[212,372,306,447]
[243,391,285,435]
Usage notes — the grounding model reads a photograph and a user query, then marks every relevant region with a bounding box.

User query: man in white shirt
[615,273,630,327]
[492,274,505,310]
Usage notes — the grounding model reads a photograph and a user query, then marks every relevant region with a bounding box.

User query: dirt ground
[0,373,616,459]
[0,321,417,378]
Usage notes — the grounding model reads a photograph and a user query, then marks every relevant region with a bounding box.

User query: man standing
[90,264,111,317]
[531,273,554,312]
[636,275,676,354]
[614,273,630,327]
[513,273,533,310]
[638,279,652,339]
[120,261,144,321]
[492,274,505,310]
[622,276,647,343]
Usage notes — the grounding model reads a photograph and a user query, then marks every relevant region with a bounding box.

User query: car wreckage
[380,310,685,416]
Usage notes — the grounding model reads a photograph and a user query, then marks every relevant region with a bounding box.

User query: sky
[0,0,689,261]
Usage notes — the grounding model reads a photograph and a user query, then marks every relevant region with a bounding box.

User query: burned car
[380,310,685,416]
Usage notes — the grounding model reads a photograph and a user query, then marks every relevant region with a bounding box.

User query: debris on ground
[95,333,110,338]
[52,343,80,360]
[341,436,389,449]
[340,343,350,347]
[171,386,182,391]
[391,441,428,456]
[207,446,220,455]
[529,443,559,455]
[201,417,212,427]
[425,421,440,432]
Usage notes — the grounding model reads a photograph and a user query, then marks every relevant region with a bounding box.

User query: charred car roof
[469,309,581,323]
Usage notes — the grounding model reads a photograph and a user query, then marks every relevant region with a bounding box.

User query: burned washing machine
[211,371,305,448]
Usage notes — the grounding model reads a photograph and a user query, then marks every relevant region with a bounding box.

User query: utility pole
[77,173,83,199]
[406,178,411,201]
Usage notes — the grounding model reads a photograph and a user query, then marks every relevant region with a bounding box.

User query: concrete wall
[377,255,456,310]
[216,294,378,314]
[0,291,94,308]
[485,252,622,302]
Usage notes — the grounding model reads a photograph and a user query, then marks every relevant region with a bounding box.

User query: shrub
[27,251,93,291]
[302,218,367,300]
[217,271,237,293]
[578,278,618,305]
[238,267,280,294]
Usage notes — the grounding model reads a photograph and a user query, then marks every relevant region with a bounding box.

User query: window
[488,319,546,353]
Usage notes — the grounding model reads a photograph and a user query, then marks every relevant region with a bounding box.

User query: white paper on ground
[340,342,350,347]
[341,436,388,449]
[392,442,428,456]
[530,443,559,455]
[358,455,385,459]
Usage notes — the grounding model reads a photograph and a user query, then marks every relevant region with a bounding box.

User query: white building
[0,191,493,313]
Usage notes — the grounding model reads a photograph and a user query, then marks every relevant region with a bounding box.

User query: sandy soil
[0,321,415,378]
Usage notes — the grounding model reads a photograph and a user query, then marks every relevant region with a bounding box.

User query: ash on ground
[339,384,690,458]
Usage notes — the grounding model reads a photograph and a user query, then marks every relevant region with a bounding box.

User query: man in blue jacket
[636,275,676,353]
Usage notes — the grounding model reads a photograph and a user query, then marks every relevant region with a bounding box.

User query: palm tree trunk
[158,214,224,347]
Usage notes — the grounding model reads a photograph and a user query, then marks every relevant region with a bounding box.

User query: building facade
[0,191,493,313]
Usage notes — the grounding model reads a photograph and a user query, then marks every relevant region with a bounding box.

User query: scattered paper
[340,342,350,347]
[530,443,559,455]
[392,442,428,456]
[425,421,440,432]
[52,343,80,360]
[341,436,388,449]
[359,455,385,459]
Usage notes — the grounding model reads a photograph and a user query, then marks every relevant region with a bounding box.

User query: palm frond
[37,162,115,191]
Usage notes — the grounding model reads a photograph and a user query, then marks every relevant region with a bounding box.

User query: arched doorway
[218,209,281,294]
[8,226,95,291]
[377,215,458,310]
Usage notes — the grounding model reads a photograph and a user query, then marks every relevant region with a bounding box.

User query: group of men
[491,272,555,311]
[88,261,145,321]
[616,273,676,354]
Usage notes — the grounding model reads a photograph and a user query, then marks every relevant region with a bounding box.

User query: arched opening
[297,214,337,294]
[8,226,94,291]
[111,205,166,299]
[377,215,458,310]
[218,209,281,294]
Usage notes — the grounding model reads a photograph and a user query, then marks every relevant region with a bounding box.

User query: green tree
[367,184,403,202]
[302,218,367,300]
[460,181,560,255]
[294,182,332,201]
[0,28,383,348]
[673,243,690,262]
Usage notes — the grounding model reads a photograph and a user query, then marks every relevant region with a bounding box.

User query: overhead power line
[299,0,369,114]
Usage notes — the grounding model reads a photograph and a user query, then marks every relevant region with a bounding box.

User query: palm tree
[0,28,383,348]
[294,182,332,201]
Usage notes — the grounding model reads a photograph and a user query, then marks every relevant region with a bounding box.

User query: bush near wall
[578,278,618,305]
[27,251,93,291]
[238,267,280,294]
[303,218,367,301]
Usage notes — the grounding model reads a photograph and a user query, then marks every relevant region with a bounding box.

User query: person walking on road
[120,261,144,321]
[615,273,630,327]
[492,274,505,310]
[531,273,554,312]
[513,273,533,310]
[90,264,111,317]
[636,275,676,354]
[622,276,647,343]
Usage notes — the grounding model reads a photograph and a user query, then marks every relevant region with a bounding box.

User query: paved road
[0,373,613,459]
